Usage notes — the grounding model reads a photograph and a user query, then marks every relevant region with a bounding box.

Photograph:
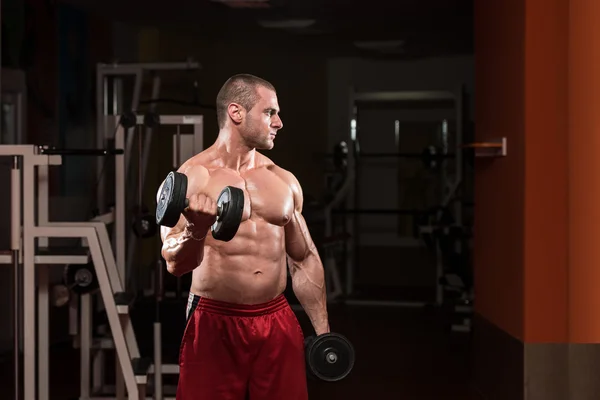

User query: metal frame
[1,67,28,400]
[0,145,147,400]
[88,114,202,400]
[89,61,202,400]
[95,60,200,218]
[0,113,202,400]
[0,61,202,400]
[108,114,204,294]
[343,87,465,308]
[94,61,201,288]
[0,146,73,400]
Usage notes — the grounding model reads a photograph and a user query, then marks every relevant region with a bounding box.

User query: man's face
[240,86,283,150]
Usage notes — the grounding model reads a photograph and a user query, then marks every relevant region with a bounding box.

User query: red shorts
[176,293,308,400]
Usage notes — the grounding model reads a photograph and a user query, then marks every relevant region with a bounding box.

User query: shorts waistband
[191,293,289,317]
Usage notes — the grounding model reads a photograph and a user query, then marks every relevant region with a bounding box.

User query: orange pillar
[472,0,600,398]
[523,0,568,343]
[568,0,600,344]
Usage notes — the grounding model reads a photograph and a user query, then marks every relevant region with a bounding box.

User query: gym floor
[0,301,482,400]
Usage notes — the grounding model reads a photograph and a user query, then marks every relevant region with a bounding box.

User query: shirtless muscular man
[160,74,329,399]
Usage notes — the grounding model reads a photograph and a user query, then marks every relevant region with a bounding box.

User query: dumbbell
[304,332,355,382]
[155,171,244,242]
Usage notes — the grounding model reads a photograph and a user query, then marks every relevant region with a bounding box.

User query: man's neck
[214,128,255,171]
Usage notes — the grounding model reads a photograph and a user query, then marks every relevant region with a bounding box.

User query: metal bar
[0,146,61,160]
[11,156,20,400]
[23,155,36,400]
[105,114,204,129]
[93,350,105,393]
[11,156,20,251]
[96,65,106,215]
[115,125,126,288]
[79,294,93,399]
[163,115,203,125]
[37,164,49,247]
[38,267,49,400]
[154,322,163,400]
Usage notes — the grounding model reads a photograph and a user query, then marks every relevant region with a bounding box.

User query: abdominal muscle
[188,218,289,304]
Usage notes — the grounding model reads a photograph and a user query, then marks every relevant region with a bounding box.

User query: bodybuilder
[160,74,329,399]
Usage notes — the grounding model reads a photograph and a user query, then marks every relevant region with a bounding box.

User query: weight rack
[340,87,468,309]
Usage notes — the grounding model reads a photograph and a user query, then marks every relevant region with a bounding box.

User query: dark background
[0,0,484,398]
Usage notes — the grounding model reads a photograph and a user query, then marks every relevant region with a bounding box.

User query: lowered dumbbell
[155,171,244,242]
[304,332,355,382]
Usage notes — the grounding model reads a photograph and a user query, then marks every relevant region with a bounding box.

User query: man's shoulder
[177,152,214,190]
[179,150,213,174]
[262,162,302,197]
[262,160,298,187]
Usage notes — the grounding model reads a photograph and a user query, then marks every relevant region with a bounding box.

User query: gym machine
[79,60,203,399]
[0,144,137,400]
[86,113,203,400]
[1,67,28,400]
[0,110,203,400]
[334,88,472,313]
[94,60,201,293]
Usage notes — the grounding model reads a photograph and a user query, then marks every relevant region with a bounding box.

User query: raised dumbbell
[304,332,355,382]
[155,171,244,242]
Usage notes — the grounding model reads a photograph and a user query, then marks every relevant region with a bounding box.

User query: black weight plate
[306,333,355,382]
[155,172,174,226]
[132,212,158,238]
[63,263,99,295]
[211,186,244,241]
[156,171,188,228]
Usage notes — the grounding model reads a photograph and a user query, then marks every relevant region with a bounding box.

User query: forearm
[289,253,329,335]
[161,222,206,277]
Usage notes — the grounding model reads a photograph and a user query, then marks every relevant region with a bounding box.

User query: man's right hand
[182,193,218,231]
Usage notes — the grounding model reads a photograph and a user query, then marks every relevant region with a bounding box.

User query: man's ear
[227,103,244,124]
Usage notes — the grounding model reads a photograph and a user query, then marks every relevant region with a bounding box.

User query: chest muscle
[205,168,293,227]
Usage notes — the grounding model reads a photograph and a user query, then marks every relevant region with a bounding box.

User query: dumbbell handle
[183,198,224,220]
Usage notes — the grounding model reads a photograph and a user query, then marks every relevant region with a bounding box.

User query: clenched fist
[183,193,218,229]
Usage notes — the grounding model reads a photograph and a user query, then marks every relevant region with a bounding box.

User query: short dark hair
[216,74,276,128]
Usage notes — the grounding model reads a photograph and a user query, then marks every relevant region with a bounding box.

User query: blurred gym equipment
[0,60,204,400]
[314,87,474,332]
